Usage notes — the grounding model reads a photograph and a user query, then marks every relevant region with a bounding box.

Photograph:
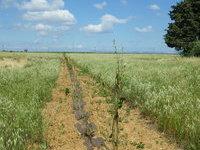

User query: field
[0,52,199,150]
[0,53,60,149]
[69,53,200,149]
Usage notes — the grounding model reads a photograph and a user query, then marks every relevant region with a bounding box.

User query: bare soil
[43,62,86,150]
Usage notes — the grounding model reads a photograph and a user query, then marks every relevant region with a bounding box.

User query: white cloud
[35,23,52,31]
[19,0,64,11]
[33,23,70,35]
[54,26,70,32]
[94,1,107,10]
[34,23,52,35]
[18,0,76,37]
[120,0,127,5]
[134,26,153,33]
[149,4,160,10]
[82,14,128,33]
[23,10,76,25]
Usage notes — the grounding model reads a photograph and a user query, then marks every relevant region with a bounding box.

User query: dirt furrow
[66,58,108,150]
[43,60,85,150]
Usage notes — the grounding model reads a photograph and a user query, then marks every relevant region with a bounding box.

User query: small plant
[110,40,126,150]
[40,140,48,150]
[79,65,90,75]
[65,87,70,96]
[135,142,145,149]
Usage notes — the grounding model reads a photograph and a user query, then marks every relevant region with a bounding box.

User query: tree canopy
[164,0,200,56]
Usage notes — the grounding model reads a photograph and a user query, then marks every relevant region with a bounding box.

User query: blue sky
[0,0,180,52]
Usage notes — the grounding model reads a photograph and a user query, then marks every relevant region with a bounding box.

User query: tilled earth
[43,59,182,150]
[43,61,85,150]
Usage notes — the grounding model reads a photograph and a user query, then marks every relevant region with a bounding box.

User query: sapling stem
[111,40,125,150]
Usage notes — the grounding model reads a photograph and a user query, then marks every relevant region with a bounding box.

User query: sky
[0,0,181,53]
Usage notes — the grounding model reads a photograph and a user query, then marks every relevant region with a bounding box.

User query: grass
[0,53,60,149]
[68,53,200,150]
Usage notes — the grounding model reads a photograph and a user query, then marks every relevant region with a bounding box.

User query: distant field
[0,52,61,149]
[69,53,200,149]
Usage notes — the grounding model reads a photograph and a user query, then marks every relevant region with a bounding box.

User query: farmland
[0,52,199,150]
[1,0,200,149]
[0,53,60,149]
[69,53,200,150]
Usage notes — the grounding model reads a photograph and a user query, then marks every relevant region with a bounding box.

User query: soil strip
[43,59,85,150]
[65,57,109,150]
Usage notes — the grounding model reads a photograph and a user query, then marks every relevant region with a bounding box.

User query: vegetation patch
[0,54,60,149]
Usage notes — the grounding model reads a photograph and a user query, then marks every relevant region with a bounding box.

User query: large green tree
[164,0,200,56]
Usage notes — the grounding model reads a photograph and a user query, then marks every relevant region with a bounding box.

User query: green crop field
[0,53,61,149]
[0,52,199,150]
[69,53,200,149]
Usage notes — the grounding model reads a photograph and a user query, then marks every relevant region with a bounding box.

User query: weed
[135,142,145,149]
[65,87,70,96]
